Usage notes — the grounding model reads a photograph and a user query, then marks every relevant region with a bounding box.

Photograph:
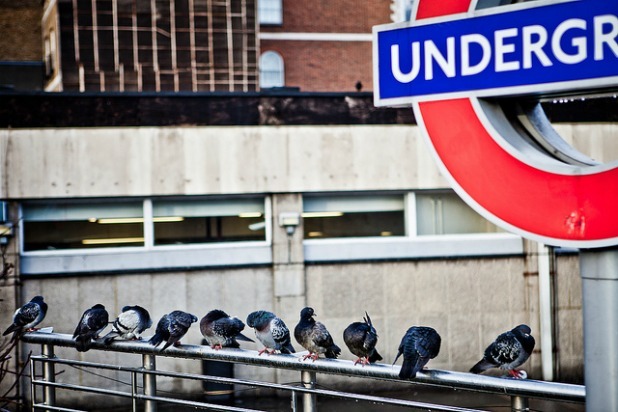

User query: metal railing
[21,331,585,412]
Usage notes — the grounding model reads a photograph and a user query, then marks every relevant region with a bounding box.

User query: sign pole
[580,248,618,411]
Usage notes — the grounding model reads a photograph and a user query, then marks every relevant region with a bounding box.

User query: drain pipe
[537,242,554,381]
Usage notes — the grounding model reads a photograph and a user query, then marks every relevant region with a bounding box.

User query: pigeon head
[512,324,531,335]
[246,311,275,328]
[299,307,315,320]
[92,304,106,310]
[31,296,45,303]
[512,324,535,353]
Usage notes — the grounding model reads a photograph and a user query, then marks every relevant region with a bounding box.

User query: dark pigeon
[200,309,254,350]
[72,304,109,352]
[294,307,341,361]
[246,310,295,355]
[343,311,383,366]
[102,305,153,345]
[148,310,198,351]
[393,326,441,379]
[3,295,48,342]
[470,324,535,379]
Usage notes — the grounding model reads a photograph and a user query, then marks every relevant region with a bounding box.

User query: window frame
[259,51,285,89]
[302,191,523,262]
[258,0,283,26]
[19,196,273,275]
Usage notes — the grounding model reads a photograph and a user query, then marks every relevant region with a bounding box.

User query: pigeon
[393,326,441,379]
[72,304,109,352]
[149,310,198,351]
[102,305,153,345]
[343,311,382,366]
[200,309,254,350]
[2,295,48,342]
[294,307,341,361]
[470,324,535,379]
[246,310,295,355]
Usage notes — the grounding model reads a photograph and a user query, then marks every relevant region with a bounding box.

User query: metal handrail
[21,331,585,411]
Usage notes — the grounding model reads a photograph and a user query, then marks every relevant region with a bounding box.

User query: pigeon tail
[160,340,175,351]
[399,353,425,379]
[148,332,164,348]
[102,331,121,345]
[470,358,495,374]
[325,344,341,359]
[2,324,19,337]
[280,342,296,354]
[75,335,94,352]
[235,332,255,343]
[368,350,383,363]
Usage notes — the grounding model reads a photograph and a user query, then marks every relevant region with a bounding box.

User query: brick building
[258,0,395,92]
[1,0,410,92]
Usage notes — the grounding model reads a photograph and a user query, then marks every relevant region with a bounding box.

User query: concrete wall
[0,125,447,199]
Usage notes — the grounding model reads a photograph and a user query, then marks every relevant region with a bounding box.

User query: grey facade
[1,93,616,406]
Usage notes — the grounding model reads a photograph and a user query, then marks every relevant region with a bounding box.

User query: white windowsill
[303,233,524,262]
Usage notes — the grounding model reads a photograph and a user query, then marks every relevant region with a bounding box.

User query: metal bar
[511,395,529,412]
[29,356,483,412]
[42,344,56,411]
[32,404,85,412]
[22,332,585,403]
[31,380,258,412]
[301,370,317,412]
[142,354,157,412]
[131,371,137,412]
[580,247,618,412]
[30,355,36,412]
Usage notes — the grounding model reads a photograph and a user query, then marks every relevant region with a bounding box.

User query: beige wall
[0,125,448,199]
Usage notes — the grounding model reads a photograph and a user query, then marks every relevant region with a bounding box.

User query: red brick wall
[260,0,391,91]
[261,40,373,92]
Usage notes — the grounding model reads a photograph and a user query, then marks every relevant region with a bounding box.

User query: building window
[153,198,266,245]
[303,194,405,239]
[258,0,282,25]
[415,191,503,235]
[21,197,267,252]
[259,51,284,88]
[22,201,144,251]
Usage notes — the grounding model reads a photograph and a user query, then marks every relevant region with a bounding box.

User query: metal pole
[537,242,554,381]
[41,344,56,412]
[511,395,529,411]
[580,247,618,412]
[142,354,157,412]
[301,370,317,412]
[131,371,138,412]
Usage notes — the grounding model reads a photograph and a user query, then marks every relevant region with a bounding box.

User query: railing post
[41,343,56,412]
[301,370,317,412]
[142,354,157,412]
[511,395,529,411]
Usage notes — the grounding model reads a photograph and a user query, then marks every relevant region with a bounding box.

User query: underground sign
[373,0,618,248]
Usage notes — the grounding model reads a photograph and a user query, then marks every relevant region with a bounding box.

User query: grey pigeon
[200,309,254,350]
[393,326,441,379]
[102,305,153,345]
[73,304,109,352]
[343,311,383,366]
[470,324,535,378]
[149,310,198,351]
[3,295,48,342]
[294,307,341,361]
[246,310,295,355]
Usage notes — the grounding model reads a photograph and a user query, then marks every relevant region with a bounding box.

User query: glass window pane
[22,202,144,251]
[259,51,284,88]
[258,0,282,25]
[416,192,503,235]
[153,198,266,245]
[303,195,405,239]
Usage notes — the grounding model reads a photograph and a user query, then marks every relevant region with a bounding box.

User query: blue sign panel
[373,0,618,106]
